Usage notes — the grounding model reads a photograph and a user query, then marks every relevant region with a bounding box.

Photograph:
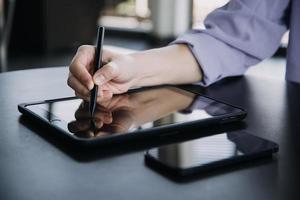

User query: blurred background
[0,0,287,79]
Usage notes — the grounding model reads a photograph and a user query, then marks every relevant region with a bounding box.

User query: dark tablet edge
[17,86,247,146]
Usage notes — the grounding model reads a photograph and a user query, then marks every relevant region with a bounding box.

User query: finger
[74,130,94,139]
[74,90,114,110]
[69,45,95,90]
[102,90,113,99]
[94,131,111,137]
[103,95,130,111]
[68,73,90,97]
[102,95,124,110]
[96,90,113,102]
[75,92,89,102]
[93,61,119,86]
[93,118,104,129]
[68,119,103,134]
[97,83,111,91]
[95,92,112,103]
[97,98,113,108]
[95,104,111,113]
[74,101,91,119]
[97,95,121,109]
[68,120,93,138]
[97,88,103,98]
[74,101,114,126]
[94,111,113,124]
[100,81,130,95]
[68,120,90,133]
[102,115,113,124]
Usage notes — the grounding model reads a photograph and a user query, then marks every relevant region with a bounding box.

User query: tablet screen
[25,87,243,139]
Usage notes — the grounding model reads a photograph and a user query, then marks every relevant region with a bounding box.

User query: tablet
[18,86,246,145]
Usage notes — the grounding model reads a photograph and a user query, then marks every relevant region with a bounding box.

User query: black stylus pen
[90,26,105,117]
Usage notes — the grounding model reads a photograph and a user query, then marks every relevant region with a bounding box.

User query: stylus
[90,26,105,117]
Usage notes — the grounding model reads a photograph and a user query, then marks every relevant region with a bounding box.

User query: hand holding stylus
[67,46,141,102]
[67,44,202,104]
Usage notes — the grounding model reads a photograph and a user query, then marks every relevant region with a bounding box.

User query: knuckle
[78,45,90,51]
[75,92,80,97]
[78,45,95,55]
[69,60,81,75]
[75,92,85,100]
[104,63,117,77]
[78,72,89,83]
[67,76,74,88]
[67,76,71,86]
[69,60,76,71]
[79,87,89,96]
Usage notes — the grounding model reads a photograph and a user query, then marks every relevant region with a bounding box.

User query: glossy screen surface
[26,87,242,139]
[147,131,278,169]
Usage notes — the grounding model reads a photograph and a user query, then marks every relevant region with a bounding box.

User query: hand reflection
[68,88,195,138]
[68,95,134,138]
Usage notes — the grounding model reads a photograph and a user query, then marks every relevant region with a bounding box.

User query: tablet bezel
[18,86,247,146]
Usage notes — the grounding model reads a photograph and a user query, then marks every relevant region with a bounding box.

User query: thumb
[93,61,118,86]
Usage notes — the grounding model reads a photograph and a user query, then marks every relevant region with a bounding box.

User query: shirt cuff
[170,30,252,87]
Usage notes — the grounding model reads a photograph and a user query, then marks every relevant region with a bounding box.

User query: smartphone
[18,86,246,146]
[145,131,278,176]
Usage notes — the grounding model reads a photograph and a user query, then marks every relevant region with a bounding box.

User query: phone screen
[145,131,278,172]
[25,87,243,139]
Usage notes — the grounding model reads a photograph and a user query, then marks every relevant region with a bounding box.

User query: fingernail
[87,81,94,90]
[94,75,105,85]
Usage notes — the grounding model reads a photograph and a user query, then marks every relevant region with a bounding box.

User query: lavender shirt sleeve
[171,0,290,86]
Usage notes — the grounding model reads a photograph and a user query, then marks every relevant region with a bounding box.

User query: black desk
[0,67,299,200]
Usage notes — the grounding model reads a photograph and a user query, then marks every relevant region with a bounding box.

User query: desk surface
[0,67,299,200]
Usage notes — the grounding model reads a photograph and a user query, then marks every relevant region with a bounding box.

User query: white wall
[149,0,192,39]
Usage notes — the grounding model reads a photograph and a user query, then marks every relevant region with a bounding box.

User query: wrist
[131,44,202,88]
[129,49,166,88]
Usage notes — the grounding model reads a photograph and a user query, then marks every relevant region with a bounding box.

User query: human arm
[68,44,202,99]
[172,0,290,86]
[68,0,290,98]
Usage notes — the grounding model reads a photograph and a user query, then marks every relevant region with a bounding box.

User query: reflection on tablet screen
[27,87,241,139]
